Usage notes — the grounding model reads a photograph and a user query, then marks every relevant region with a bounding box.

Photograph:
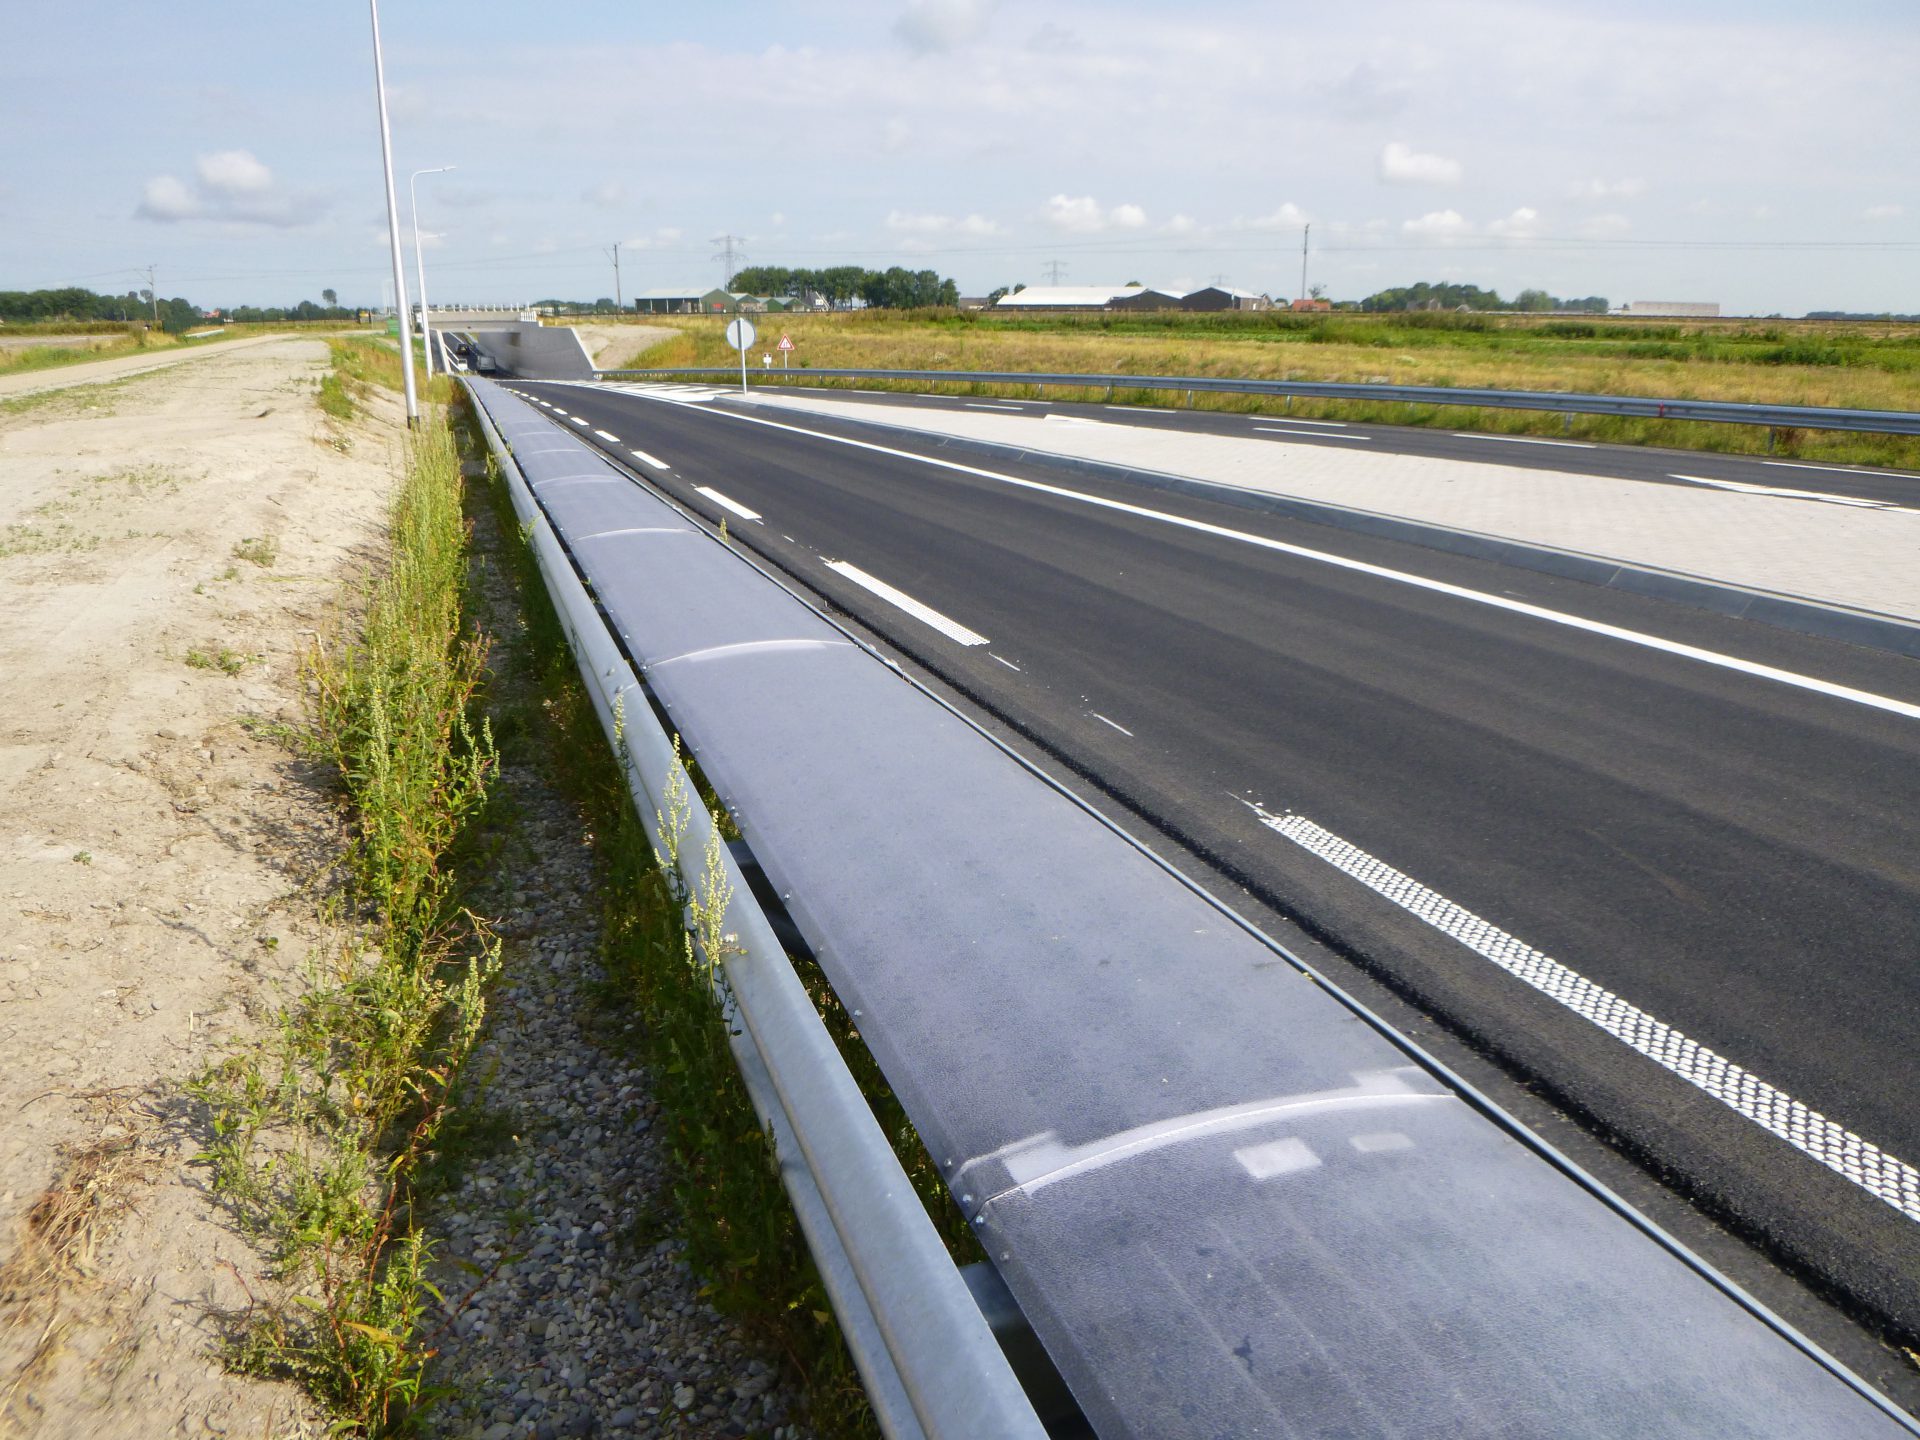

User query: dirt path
[0,339,408,1436]
[0,334,317,401]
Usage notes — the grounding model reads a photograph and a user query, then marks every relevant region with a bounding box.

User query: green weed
[232,535,279,568]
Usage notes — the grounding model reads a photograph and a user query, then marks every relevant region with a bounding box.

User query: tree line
[1358,281,1608,313]
[726,265,959,309]
[0,285,360,332]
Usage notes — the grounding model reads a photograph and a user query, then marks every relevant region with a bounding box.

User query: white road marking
[1254,427,1372,443]
[1246,800,1920,1225]
[1669,473,1895,510]
[593,429,622,442]
[1128,406,1177,413]
[1453,433,1596,449]
[694,485,763,522]
[568,415,589,426]
[1090,712,1135,736]
[670,404,1920,721]
[629,448,670,469]
[1253,416,1346,428]
[966,403,1027,411]
[990,653,1022,672]
[822,561,989,646]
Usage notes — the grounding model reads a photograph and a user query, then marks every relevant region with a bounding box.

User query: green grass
[232,535,279,568]
[184,644,255,675]
[471,414,986,1437]
[192,410,500,1436]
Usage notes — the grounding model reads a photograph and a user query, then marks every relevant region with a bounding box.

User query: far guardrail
[597,365,1920,437]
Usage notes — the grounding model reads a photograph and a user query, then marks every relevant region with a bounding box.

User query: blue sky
[4,1,1915,314]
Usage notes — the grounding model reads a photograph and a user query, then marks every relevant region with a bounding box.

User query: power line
[712,232,747,287]
[1042,259,1067,284]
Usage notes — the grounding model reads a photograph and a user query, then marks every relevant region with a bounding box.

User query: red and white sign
[777,335,794,351]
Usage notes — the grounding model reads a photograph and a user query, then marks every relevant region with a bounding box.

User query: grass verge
[468,402,983,1437]
[190,408,500,1435]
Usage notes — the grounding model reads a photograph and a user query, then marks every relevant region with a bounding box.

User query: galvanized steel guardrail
[464,383,1048,1440]
[598,365,1920,437]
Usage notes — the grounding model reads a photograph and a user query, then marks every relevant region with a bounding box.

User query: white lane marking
[1090,712,1134,736]
[1453,433,1596,449]
[1765,460,1912,478]
[990,653,1022,672]
[1253,416,1346,428]
[568,415,589,426]
[822,561,989,646]
[669,403,1920,722]
[1128,406,1177,413]
[1669,473,1896,510]
[1254,427,1372,443]
[628,448,670,469]
[694,485,763,523]
[1247,801,1920,1225]
[593,429,622,442]
[966,403,1027,411]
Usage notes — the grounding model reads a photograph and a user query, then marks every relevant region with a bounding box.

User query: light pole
[368,0,418,426]
[410,165,455,378]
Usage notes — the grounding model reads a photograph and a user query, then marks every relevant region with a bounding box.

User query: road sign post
[726,316,757,395]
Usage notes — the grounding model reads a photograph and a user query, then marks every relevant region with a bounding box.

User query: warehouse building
[1620,300,1721,318]
[992,284,1277,313]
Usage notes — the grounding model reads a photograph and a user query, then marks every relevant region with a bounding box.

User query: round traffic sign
[725,317,757,351]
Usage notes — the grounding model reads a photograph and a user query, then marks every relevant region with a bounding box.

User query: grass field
[607,310,1920,467]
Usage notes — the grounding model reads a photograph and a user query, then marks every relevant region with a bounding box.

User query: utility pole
[1299,224,1310,305]
[1042,259,1067,285]
[410,164,454,379]
[145,264,159,325]
[606,241,623,310]
[368,0,418,427]
[712,233,746,290]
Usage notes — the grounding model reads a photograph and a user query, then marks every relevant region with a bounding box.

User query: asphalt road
[507,378,1920,1351]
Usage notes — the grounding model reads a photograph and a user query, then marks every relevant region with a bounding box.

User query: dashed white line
[593,429,622,442]
[1254,427,1372,442]
[658,402,1920,722]
[1128,406,1177,414]
[629,448,670,469]
[568,416,589,426]
[1454,433,1596,449]
[990,654,1022,672]
[694,485,763,523]
[1090,712,1134,736]
[966,403,1027,411]
[1253,416,1346,428]
[822,561,989,646]
[1246,800,1920,1226]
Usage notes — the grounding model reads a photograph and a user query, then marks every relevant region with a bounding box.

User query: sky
[3,1,1916,316]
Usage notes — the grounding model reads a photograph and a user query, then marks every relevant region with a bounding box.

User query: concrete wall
[461,322,595,380]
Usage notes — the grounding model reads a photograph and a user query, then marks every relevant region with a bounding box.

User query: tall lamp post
[368,0,417,425]
[410,165,455,378]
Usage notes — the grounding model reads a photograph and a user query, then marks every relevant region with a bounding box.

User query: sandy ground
[0,339,409,1436]
[566,324,675,371]
[0,335,302,402]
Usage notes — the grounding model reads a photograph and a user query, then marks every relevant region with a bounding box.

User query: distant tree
[1513,288,1555,312]
[159,297,200,333]
[1309,283,1328,300]
[322,288,338,308]
[1125,279,1141,287]
[986,287,1009,305]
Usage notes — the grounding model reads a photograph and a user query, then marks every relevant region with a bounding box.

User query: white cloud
[1565,176,1645,201]
[195,149,272,195]
[1242,202,1310,231]
[1043,194,1146,232]
[1163,214,1197,235]
[1863,203,1904,221]
[1379,141,1462,186]
[885,209,1001,235]
[894,0,996,55]
[1486,206,1542,237]
[1403,209,1471,237]
[134,149,323,228]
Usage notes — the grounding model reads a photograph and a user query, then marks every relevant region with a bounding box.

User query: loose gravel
[425,763,815,1440]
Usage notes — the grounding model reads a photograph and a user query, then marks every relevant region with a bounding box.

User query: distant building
[1288,297,1333,313]
[1110,289,1186,312]
[1183,286,1274,312]
[1621,300,1720,318]
[992,285,1153,310]
[632,287,713,315]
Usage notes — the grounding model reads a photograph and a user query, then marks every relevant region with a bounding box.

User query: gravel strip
[425,764,816,1440]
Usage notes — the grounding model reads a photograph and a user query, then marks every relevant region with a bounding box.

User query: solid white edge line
[593,429,622,442]
[1248,801,1920,1226]
[990,654,1022,671]
[647,399,1920,722]
[694,485,764,522]
[1669,473,1892,510]
[1253,427,1372,442]
[1765,460,1912,478]
[823,560,989,646]
[1453,433,1596,449]
[629,448,670,469]
[1090,712,1135,736]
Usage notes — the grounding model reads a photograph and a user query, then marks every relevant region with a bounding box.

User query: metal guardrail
[597,365,1920,436]
[465,384,1048,1440]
